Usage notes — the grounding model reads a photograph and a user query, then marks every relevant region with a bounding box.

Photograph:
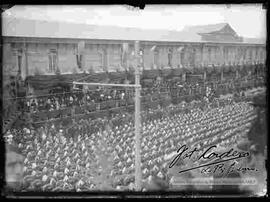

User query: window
[103,49,108,72]
[176,46,184,67]
[255,49,258,61]
[208,48,211,63]
[154,49,159,68]
[76,41,85,70]
[223,47,229,62]
[179,47,185,67]
[168,48,173,67]
[17,49,23,75]
[121,43,129,69]
[260,50,263,61]
[139,48,144,66]
[190,48,196,66]
[236,48,241,62]
[49,49,57,73]
[76,54,83,69]
[248,49,252,61]
[98,48,107,72]
[243,49,246,60]
[121,48,127,68]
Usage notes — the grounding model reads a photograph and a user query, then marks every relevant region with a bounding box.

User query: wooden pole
[72,41,142,191]
[24,39,28,79]
[134,40,142,191]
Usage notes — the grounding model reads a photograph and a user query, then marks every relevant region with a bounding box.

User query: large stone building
[3,19,266,82]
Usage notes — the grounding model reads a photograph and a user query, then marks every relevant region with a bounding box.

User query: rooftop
[2,18,265,44]
[182,23,231,34]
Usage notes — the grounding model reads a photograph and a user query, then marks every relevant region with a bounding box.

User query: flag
[150,45,156,51]
[177,46,184,52]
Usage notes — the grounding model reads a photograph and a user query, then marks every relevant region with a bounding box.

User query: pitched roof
[2,18,264,44]
[176,23,241,42]
[181,23,229,34]
[2,17,171,42]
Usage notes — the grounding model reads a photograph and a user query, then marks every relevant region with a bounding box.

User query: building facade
[2,37,266,79]
[2,20,266,99]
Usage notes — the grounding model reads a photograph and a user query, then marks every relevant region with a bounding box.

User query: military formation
[5,92,265,192]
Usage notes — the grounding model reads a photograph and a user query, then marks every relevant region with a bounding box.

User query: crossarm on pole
[73,81,141,88]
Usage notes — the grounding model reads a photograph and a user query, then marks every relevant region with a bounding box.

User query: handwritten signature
[200,161,258,176]
[169,145,257,175]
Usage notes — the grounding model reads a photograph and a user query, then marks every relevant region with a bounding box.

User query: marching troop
[4,64,266,192]
[5,95,263,191]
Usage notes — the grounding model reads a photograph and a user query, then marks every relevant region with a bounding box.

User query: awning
[141,69,160,79]
[25,73,89,91]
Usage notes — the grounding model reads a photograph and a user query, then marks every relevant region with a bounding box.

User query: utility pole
[72,41,142,191]
[134,40,142,191]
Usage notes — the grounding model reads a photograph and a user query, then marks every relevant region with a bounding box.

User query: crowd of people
[3,69,266,193]
[9,75,263,118]
[5,96,261,191]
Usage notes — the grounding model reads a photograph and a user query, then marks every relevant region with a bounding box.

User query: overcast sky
[2,4,266,38]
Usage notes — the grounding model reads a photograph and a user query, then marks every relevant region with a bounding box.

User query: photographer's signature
[169,145,258,176]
